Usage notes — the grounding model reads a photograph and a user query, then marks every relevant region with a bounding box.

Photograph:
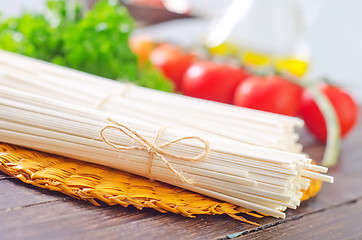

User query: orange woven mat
[0,143,321,225]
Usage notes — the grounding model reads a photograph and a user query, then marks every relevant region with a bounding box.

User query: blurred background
[1,0,361,102]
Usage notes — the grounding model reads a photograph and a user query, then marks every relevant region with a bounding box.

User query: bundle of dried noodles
[0,51,333,218]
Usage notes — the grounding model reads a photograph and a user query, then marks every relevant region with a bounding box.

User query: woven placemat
[0,143,321,225]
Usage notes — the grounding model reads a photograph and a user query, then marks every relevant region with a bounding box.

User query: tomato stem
[249,65,276,77]
[284,76,341,167]
[307,84,341,167]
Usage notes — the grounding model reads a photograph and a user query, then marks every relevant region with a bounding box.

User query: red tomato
[182,61,250,104]
[233,75,303,116]
[299,84,358,142]
[150,43,196,91]
[129,35,155,65]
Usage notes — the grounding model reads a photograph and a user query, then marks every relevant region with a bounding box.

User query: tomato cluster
[130,37,358,142]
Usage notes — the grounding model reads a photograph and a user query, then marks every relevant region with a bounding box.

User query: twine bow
[100,118,210,184]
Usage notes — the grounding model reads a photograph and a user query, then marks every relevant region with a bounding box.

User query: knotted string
[100,117,210,184]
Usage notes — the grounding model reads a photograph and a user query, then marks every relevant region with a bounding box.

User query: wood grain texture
[236,198,362,240]
[0,179,69,211]
[0,107,361,240]
[0,192,253,240]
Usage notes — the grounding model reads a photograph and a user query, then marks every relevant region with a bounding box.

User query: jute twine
[100,117,211,184]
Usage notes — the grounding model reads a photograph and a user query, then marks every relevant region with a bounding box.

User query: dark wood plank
[0,197,253,240]
[236,197,362,240]
[0,179,69,210]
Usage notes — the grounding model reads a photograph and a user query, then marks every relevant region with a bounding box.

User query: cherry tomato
[233,75,302,116]
[150,43,196,91]
[182,61,250,104]
[299,84,358,142]
[129,35,155,65]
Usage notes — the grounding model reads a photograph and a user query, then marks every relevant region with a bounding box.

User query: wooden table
[1,110,361,240]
